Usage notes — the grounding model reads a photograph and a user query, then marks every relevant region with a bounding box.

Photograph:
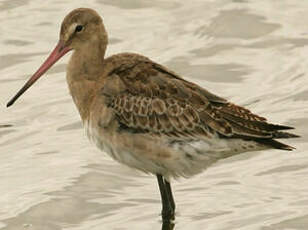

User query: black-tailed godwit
[7,8,298,222]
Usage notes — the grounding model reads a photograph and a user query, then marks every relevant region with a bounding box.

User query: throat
[66,47,105,121]
[68,45,106,80]
[66,76,97,122]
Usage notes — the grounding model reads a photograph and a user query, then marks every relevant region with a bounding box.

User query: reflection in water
[1,0,308,229]
[0,0,30,11]
[195,9,280,39]
[0,52,46,70]
[0,124,12,128]
[4,39,33,47]
[98,0,180,10]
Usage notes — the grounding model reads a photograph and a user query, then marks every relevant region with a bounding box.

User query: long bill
[6,41,72,107]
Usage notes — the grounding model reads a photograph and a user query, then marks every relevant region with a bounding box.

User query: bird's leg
[161,220,175,230]
[156,174,175,221]
[164,179,175,211]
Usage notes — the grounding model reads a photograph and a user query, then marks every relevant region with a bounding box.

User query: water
[1,0,308,229]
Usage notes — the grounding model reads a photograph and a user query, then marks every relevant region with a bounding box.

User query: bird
[7,8,298,222]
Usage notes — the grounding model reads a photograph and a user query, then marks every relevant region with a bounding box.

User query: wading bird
[7,8,298,223]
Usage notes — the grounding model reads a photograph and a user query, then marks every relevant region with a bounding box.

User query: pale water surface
[1,0,308,229]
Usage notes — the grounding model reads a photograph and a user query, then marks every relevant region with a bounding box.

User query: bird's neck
[66,41,107,122]
[68,40,106,79]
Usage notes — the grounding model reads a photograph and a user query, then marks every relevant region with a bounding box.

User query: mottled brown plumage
[7,8,299,223]
[99,53,297,150]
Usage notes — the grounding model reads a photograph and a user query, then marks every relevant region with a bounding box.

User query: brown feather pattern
[102,55,298,149]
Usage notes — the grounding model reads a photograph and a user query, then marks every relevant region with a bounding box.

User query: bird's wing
[101,56,297,147]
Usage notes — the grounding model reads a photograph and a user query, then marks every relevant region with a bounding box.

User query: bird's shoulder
[102,52,226,103]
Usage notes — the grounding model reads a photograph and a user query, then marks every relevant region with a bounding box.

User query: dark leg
[161,220,175,230]
[156,174,175,221]
[165,180,175,211]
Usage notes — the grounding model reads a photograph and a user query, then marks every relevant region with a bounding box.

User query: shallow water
[1,0,308,229]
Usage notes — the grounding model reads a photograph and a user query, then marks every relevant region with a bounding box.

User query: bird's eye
[75,25,83,33]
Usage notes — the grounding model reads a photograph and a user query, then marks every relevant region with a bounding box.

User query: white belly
[84,120,166,175]
[84,120,266,179]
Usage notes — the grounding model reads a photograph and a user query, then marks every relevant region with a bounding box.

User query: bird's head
[7,8,107,107]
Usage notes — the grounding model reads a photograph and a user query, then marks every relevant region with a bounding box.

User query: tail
[217,102,299,151]
[255,130,300,151]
